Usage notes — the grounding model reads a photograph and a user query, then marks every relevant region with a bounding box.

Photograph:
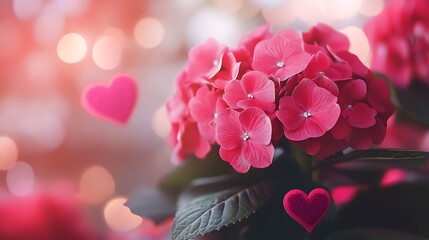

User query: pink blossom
[277,79,340,141]
[252,30,311,81]
[338,79,377,129]
[223,71,275,113]
[237,23,272,56]
[186,38,228,83]
[303,51,351,81]
[206,51,241,89]
[216,108,274,173]
[171,121,211,164]
[166,72,211,163]
[189,87,227,143]
[302,23,350,54]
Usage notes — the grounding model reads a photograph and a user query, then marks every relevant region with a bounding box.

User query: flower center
[303,111,312,118]
[247,93,254,99]
[242,134,250,141]
[276,61,285,68]
[347,104,352,110]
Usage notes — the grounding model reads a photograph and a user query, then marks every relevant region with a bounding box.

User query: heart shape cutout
[82,75,137,124]
[283,188,331,233]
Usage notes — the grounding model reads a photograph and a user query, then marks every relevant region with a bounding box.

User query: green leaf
[314,149,429,170]
[124,186,177,223]
[172,181,274,240]
[325,227,426,240]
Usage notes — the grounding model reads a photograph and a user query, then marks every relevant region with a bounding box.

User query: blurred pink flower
[365,0,429,87]
[0,185,99,240]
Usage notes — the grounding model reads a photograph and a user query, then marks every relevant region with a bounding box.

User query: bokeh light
[186,7,239,47]
[261,0,296,26]
[53,0,89,16]
[57,33,87,63]
[251,0,286,9]
[381,169,407,187]
[134,17,165,49]
[25,51,58,85]
[79,165,116,204]
[13,0,44,19]
[0,136,18,171]
[360,0,384,16]
[291,0,324,24]
[340,26,370,66]
[34,3,65,45]
[104,197,143,231]
[332,186,359,205]
[317,0,362,20]
[152,106,171,139]
[7,162,35,196]
[92,32,124,70]
[214,0,243,13]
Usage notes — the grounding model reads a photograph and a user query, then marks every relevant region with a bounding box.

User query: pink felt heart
[283,188,331,233]
[82,75,137,124]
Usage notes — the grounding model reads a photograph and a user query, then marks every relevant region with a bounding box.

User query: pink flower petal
[223,80,247,109]
[303,51,331,79]
[313,75,339,96]
[252,30,311,80]
[239,108,272,145]
[241,71,275,103]
[339,79,367,113]
[242,141,274,168]
[186,38,227,82]
[219,147,251,173]
[348,102,377,128]
[277,96,305,131]
[331,117,351,140]
[216,110,243,150]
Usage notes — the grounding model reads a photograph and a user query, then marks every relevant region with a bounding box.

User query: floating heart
[82,75,137,124]
[283,188,331,233]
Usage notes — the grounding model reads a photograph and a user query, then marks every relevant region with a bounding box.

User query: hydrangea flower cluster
[167,23,394,173]
[364,0,429,87]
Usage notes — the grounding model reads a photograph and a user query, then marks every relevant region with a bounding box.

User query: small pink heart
[283,188,331,233]
[82,75,137,124]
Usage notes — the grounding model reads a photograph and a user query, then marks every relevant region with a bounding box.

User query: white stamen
[214,112,218,118]
[347,104,352,110]
[276,61,285,68]
[242,134,250,141]
[303,112,312,118]
[247,93,254,99]
[213,60,219,66]
[318,71,325,75]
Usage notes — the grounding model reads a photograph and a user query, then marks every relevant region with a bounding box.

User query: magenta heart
[283,188,331,233]
[82,75,137,124]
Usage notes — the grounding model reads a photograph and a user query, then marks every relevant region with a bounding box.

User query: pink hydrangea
[166,22,394,171]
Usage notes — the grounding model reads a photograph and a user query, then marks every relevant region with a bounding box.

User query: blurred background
[0,0,385,238]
